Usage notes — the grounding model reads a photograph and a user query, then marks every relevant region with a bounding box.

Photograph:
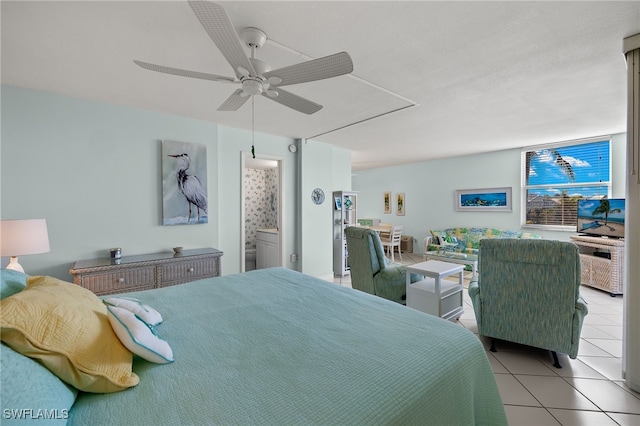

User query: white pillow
[106,306,174,364]
[103,297,163,326]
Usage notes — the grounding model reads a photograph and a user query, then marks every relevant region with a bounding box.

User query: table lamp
[0,219,50,273]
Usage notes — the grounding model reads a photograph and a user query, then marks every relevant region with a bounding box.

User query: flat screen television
[576,198,625,239]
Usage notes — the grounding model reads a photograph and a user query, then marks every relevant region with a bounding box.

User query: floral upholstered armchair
[468,239,588,367]
[345,227,420,304]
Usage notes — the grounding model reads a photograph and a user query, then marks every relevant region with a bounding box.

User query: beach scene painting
[455,187,512,212]
[577,198,625,238]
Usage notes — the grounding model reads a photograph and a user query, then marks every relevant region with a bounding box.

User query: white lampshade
[0,219,50,273]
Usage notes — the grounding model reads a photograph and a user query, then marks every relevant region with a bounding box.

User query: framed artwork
[162,140,208,225]
[334,196,342,210]
[396,193,405,216]
[344,196,353,210]
[455,187,512,212]
[383,191,392,214]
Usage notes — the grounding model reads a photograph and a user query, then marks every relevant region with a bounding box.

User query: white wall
[353,133,627,250]
[1,85,350,279]
[331,146,352,192]
[299,140,337,278]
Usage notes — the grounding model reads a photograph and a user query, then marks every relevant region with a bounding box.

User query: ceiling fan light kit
[241,80,263,97]
[133,1,353,115]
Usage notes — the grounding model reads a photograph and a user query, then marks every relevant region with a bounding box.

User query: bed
[1,267,506,425]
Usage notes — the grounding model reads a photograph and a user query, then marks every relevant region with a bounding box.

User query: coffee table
[405,260,465,321]
[423,250,478,277]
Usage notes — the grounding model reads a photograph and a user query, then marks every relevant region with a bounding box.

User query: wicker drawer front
[80,267,156,295]
[579,256,593,285]
[590,256,613,291]
[160,259,218,285]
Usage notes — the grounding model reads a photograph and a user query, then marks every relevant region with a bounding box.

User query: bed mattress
[68,267,506,425]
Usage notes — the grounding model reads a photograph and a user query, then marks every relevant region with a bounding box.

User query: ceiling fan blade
[187,1,256,78]
[263,52,353,87]
[218,89,250,111]
[262,88,322,115]
[133,60,236,83]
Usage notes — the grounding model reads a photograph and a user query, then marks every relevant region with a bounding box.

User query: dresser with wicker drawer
[70,248,223,295]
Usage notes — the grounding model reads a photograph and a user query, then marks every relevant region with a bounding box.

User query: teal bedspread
[68,268,506,425]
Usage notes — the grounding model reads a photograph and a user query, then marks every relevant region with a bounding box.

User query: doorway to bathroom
[240,153,284,272]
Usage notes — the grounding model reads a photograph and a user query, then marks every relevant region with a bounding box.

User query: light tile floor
[333,252,640,425]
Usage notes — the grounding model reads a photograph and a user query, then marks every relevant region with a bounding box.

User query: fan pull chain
[251,96,256,159]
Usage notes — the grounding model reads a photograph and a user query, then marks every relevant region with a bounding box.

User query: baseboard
[318,273,337,282]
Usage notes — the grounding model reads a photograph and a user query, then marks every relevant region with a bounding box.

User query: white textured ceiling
[2,1,639,170]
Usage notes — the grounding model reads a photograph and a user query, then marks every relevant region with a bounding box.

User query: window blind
[522,138,611,228]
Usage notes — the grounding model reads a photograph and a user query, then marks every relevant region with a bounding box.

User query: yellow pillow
[0,276,139,393]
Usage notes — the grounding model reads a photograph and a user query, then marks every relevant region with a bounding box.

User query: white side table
[423,251,478,278]
[405,260,465,320]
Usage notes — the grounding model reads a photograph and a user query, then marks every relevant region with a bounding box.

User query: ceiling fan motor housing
[249,58,271,77]
[240,27,267,49]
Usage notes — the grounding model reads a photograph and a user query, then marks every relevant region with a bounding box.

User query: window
[522,138,611,230]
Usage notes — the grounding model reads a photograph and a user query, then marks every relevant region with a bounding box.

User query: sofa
[425,227,542,254]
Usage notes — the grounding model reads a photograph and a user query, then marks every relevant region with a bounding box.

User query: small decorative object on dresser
[110,247,122,259]
[69,248,223,295]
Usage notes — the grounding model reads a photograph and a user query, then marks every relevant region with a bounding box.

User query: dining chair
[381,225,403,262]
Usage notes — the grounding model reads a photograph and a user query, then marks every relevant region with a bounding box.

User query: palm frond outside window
[522,139,611,229]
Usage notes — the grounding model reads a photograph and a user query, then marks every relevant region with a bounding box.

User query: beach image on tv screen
[577,198,625,238]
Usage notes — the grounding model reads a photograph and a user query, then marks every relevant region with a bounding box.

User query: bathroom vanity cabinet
[256,229,279,269]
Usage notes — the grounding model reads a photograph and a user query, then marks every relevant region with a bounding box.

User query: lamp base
[6,256,25,273]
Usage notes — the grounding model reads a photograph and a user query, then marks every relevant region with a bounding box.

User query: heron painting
[162,140,208,225]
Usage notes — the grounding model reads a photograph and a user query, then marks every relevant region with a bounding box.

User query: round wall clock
[311,188,325,205]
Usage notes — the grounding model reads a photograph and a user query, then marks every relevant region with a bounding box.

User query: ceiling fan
[134,0,354,115]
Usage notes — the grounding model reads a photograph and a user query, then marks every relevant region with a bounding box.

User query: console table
[570,235,624,296]
[70,248,223,295]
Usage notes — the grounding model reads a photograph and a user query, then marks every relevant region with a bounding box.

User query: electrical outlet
[290,254,298,263]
